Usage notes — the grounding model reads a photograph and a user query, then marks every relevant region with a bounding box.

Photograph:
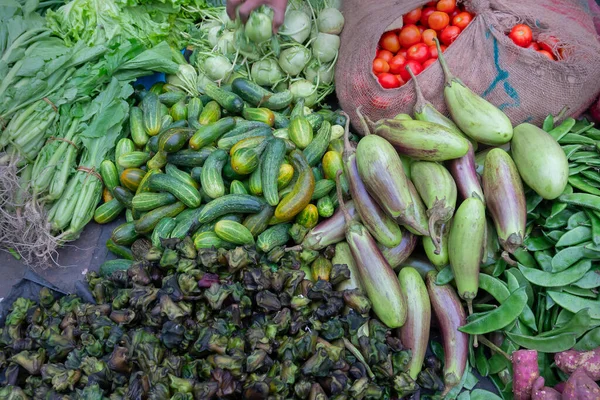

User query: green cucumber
[115,138,135,174]
[189,117,236,150]
[167,147,215,167]
[158,91,186,107]
[187,97,203,128]
[303,121,331,167]
[201,149,228,199]
[106,239,134,260]
[205,82,244,114]
[257,223,292,253]
[159,127,194,153]
[147,135,159,153]
[223,158,246,181]
[217,126,273,152]
[214,220,255,245]
[231,78,293,110]
[306,113,324,131]
[197,194,266,224]
[113,186,134,208]
[230,180,248,195]
[243,205,275,237]
[112,221,140,245]
[132,192,177,212]
[273,111,290,129]
[198,100,221,125]
[170,98,188,121]
[142,92,162,136]
[193,231,234,250]
[94,199,125,224]
[118,151,151,169]
[134,201,186,234]
[249,162,263,196]
[147,174,202,208]
[152,217,177,248]
[191,166,202,184]
[221,120,270,139]
[170,207,205,239]
[99,259,134,277]
[165,164,199,189]
[317,195,335,217]
[261,138,287,206]
[311,179,335,200]
[130,107,149,147]
[289,117,313,149]
[100,160,120,195]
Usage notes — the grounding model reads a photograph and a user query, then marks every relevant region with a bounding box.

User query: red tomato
[378,73,401,89]
[538,36,559,53]
[428,44,447,59]
[508,24,533,48]
[449,9,459,19]
[407,43,430,64]
[429,11,450,31]
[399,60,423,81]
[418,26,425,34]
[379,31,401,53]
[388,54,408,74]
[440,25,461,45]
[422,58,437,69]
[537,50,554,60]
[396,75,407,86]
[403,7,422,26]
[399,25,422,48]
[377,49,394,62]
[426,1,437,6]
[526,42,540,51]
[398,49,408,58]
[420,7,436,28]
[437,0,456,13]
[422,29,437,46]
[373,58,390,74]
[452,11,473,30]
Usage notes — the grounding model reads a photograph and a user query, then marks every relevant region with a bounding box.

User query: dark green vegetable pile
[0,238,432,399]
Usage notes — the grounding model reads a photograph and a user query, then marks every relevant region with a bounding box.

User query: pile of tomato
[507,24,562,61]
[373,0,473,89]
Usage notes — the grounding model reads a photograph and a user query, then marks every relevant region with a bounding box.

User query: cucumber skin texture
[152,217,177,248]
[214,220,255,245]
[198,194,266,224]
[311,179,335,200]
[113,186,134,208]
[243,204,275,237]
[147,174,202,208]
[261,138,287,206]
[205,83,244,114]
[167,148,215,167]
[303,121,332,167]
[201,149,228,199]
[94,199,125,224]
[231,78,292,110]
[99,259,134,277]
[132,192,177,212]
[134,202,186,234]
[189,117,236,150]
[100,160,120,194]
[142,92,162,136]
[111,222,140,245]
[288,117,313,149]
[120,168,146,192]
[106,239,134,260]
[198,101,221,125]
[257,223,291,252]
[170,207,205,239]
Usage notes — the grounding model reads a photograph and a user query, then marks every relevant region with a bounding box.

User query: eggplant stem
[501,251,517,266]
[433,37,454,86]
[355,106,372,136]
[478,336,512,361]
[473,334,479,348]
[335,170,351,226]
[343,338,375,379]
[467,300,473,316]
[407,66,428,112]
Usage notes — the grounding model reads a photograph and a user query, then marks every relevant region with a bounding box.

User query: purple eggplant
[335,172,407,328]
[446,141,485,205]
[426,270,468,394]
[377,230,418,270]
[300,200,357,251]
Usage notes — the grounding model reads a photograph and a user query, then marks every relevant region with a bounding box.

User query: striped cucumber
[261,138,287,206]
[257,223,292,252]
[152,217,177,248]
[189,117,236,150]
[113,186,134,208]
[165,164,199,189]
[231,78,293,110]
[243,204,275,237]
[112,221,140,245]
[198,100,221,125]
[100,160,120,195]
[201,149,228,199]
[142,92,162,136]
[132,192,177,212]
[230,180,248,195]
[134,201,186,234]
[147,174,202,208]
[130,107,149,147]
[167,147,215,167]
[198,194,266,224]
[118,152,150,169]
[193,231,234,250]
[170,207,205,239]
[311,179,335,200]
[215,220,255,245]
[94,199,125,224]
[303,120,331,166]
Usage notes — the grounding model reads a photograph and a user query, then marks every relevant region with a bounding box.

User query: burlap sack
[336,0,600,135]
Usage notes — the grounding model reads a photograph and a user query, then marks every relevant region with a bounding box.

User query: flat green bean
[573,269,600,289]
[534,250,553,272]
[544,230,564,243]
[520,259,591,287]
[585,127,600,139]
[459,287,527,335]
[524,236,554,251]
[559,133,596,145]
[526,193,544,213]
[539,309,591,338]
[545,208,575,229]
[555,226,592,248]
[435,265,454,285]
[506,269,534,307]
[571,120,595,135]
[548,290,600,318]
[584,210,600,246]
[555,309,575,326]
[475,346,489,377]
[559,193,600,212]
[567,210,590,229]
[506,331,577,353]
[492,258,507,277]
[581,170,600,186]
[569,176,600,196]
[569,151,598,161]
[549,117,576,141]
[563,144,583,159]
[512,248,537,268]
[542,114,554,132]
[569,164,592,176]
[563,286,597,298]
[574,326,600,351]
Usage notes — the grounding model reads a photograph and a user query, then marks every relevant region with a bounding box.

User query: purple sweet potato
[531,377,561,400]
[561,368,600,400]
[554,347,600,381]
[512,349,540,400]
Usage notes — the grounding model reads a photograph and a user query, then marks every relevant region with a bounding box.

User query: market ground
[0,219,123,298]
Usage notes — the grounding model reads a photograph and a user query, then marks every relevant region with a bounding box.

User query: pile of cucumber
[94,78,349,256]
